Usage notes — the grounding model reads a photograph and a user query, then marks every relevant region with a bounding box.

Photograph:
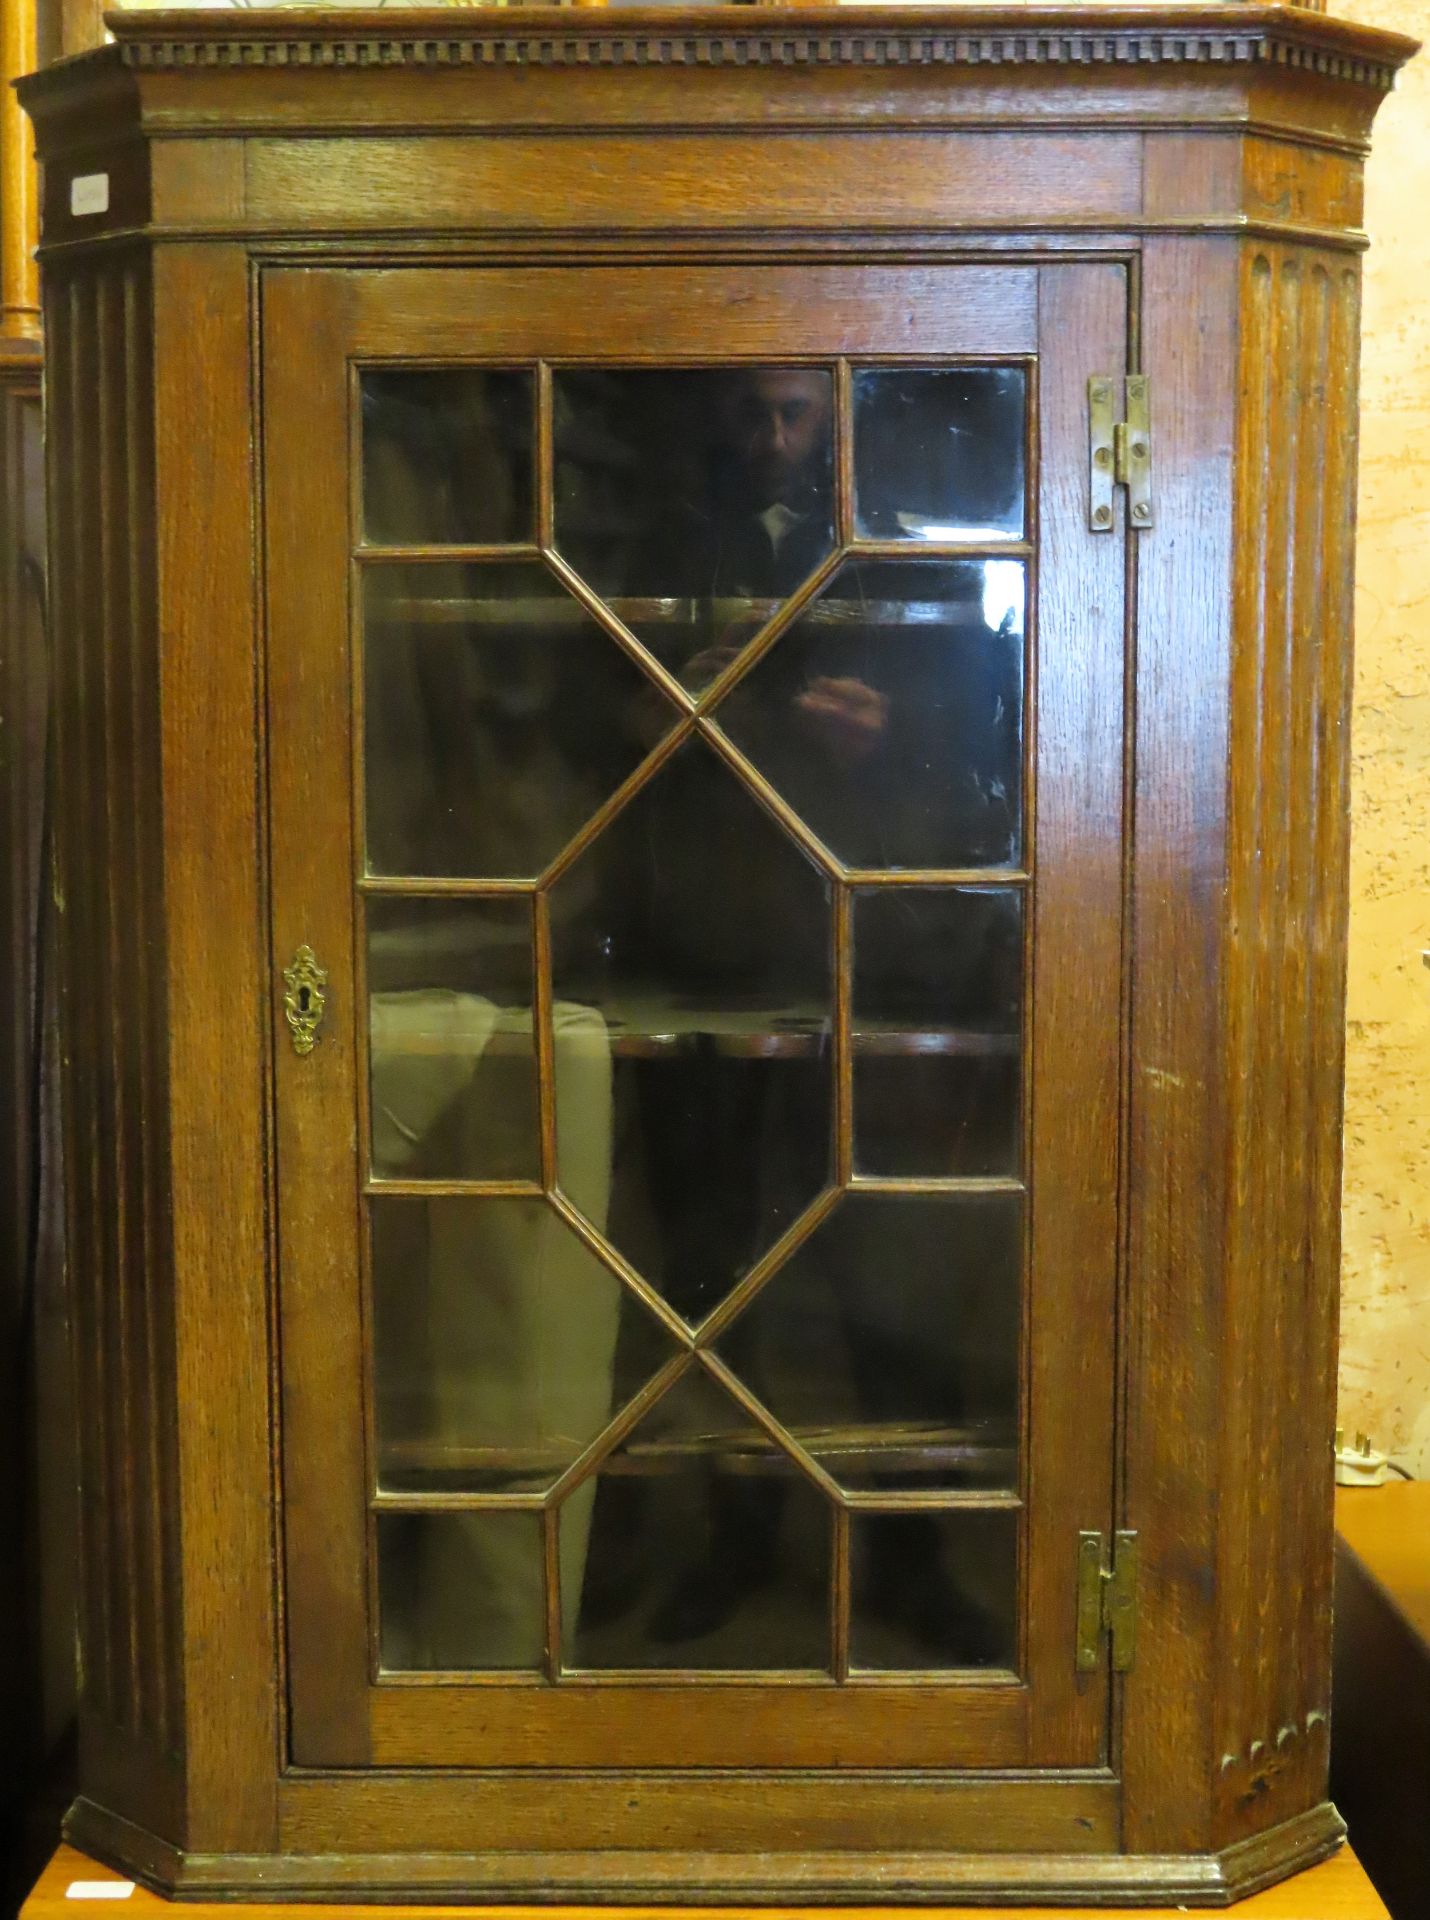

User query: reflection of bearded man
[716,366,831,533]
[679,371,889,764]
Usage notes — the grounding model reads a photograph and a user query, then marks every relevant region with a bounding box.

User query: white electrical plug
[1334,1428,1390,1487]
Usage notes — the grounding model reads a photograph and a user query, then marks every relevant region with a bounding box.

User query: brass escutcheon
[283,943,328,1057]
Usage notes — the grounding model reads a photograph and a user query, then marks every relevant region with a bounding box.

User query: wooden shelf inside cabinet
[367,997,1019,1061]
[378,1426,1020,1490]
[366,594,1016,629]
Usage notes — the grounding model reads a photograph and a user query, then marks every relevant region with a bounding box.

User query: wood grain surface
[22,1841,1393,1920]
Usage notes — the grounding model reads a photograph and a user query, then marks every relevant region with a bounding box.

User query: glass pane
[713,559,1024,870]
[562,1367,831,1671]
[372,1195,679,1494]
[367,895,538,1182]
[363,560,677,878]
[853,368,1026,543]
[377,1510,545,1671]
[849,1510,1017,1672]
[553,367,835,690]
[361,368,533,546]
[717,1192,1020,1490]
[550,738,833,1321]
[852,887,1022,1178]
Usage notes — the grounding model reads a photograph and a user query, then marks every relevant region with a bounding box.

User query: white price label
[69,174,110,218]
[65,1884,135,1901]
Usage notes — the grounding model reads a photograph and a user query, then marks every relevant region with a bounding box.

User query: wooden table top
[24,1842,1390,1920]
[1335,1479,1430,1645]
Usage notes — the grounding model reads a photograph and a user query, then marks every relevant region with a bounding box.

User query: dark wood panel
[39,255,183,1841]
[370,1679,1029,1770]
[0,355,76,1914]
[1022,260,1126,1766]
[280,1770,1119,1856]
[1119,234,1239,1856]
[342,263,1036,359]
[150,243,279,1850]
[247,132,1139,234]
[1211,245,1362,1847]
[261,265,372,1769]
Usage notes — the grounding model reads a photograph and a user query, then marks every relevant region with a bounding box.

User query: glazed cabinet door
[264,262,1127,1776]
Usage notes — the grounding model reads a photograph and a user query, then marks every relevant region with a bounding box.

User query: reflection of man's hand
[793,675,889,763]
[681,640,744,692]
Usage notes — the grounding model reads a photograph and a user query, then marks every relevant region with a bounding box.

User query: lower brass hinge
[1088,375,1152,532]
[1075,1529,1138,1673]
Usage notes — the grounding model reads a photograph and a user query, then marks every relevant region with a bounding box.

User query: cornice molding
[112,32,1397,90]
[23,7,1414,102]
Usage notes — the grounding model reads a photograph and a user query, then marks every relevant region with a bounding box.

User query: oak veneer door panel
[264,262,1126,1774]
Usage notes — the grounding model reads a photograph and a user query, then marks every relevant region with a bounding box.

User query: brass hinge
[1088,375,1152,532]
[1075,1529,1139,1673]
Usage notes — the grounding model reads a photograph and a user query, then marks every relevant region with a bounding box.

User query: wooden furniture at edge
[1331,1481,1430,1920]
[16,4,1417,1907]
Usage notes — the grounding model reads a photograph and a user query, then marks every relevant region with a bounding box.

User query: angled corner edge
[1212,1799,1347,1904]
[62,1798,185,1900]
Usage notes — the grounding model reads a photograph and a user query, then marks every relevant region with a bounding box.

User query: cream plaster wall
[1338,0,1430,1475]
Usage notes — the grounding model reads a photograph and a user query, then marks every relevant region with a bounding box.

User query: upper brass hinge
[1075,1529,1139,1673]
[1088,375,1152,532]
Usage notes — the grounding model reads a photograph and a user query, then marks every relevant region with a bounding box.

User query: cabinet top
[19,1,1416,253]
[22,3,1416,96]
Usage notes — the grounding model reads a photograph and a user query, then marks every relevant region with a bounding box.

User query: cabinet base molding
[65,1796,1346,1908]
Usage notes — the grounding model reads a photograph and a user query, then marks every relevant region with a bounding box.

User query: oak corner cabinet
[19,4,1417,1906]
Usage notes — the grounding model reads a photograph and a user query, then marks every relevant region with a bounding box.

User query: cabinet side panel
[1213,244,1362,1844]
[152,242,280,1852]
[1121,236,1238,1854]
[43,254,184,1835]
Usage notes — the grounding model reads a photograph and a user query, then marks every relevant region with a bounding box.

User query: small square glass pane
[850,1510,1017,1672]
[853,368,1025,543]
[371,1195,679,1495]
[717,1191,1021,1492]
[363,560,673,880]
[712,558,1024,871]
[361,368,534,546]
[377,1511,544,1671]
[561,1367,831,1673]
[852,887,1022,1178]
[367,895,537,1182]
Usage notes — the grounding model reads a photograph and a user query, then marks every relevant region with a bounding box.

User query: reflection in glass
[718,1193,1021,1491]
[853,367,1026,543]
[714,560,1023,870]
[553,367,835,689]
[372,1195,678,1494]
[361,367,534,547]
[852,887,1022,1178]
[363,561,676,878]
[367,895,537,1182]
[551,738,833,1320]
[849,1510,1017,1672]
[378,1510,545,1672]
[563,1366,830,1671]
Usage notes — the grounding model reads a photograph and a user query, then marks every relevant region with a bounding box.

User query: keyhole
[298,986,311,1013]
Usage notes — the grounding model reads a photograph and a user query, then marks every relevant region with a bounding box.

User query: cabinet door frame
[263,259,1128,1780]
